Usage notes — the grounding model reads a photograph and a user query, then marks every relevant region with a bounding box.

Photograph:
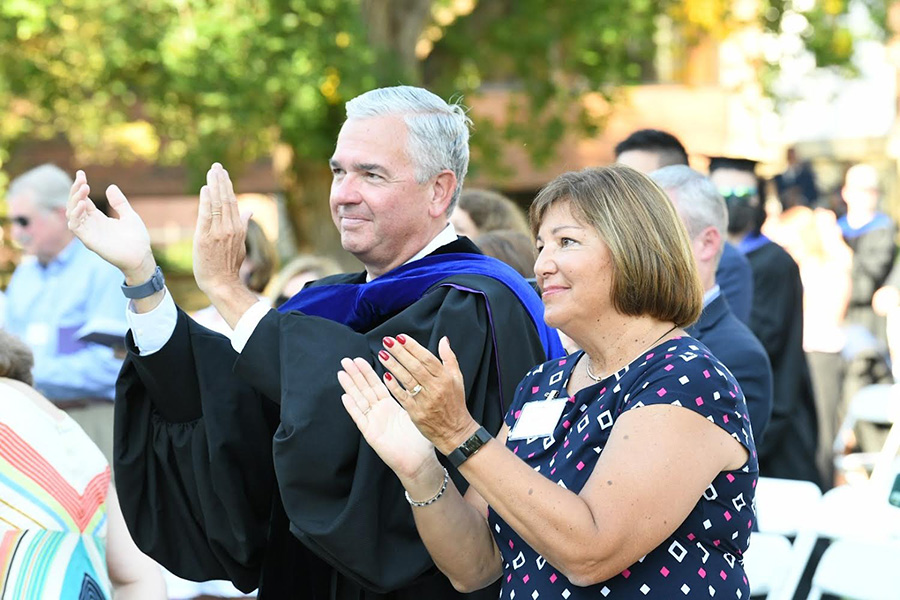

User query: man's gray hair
[345,86,471,213]
[650,165,727,252]
[8,164,73,210]
[650,165,728,239]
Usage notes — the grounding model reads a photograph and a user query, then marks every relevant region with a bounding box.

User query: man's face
[709,168,759,235]
[8,192,68,263]
[329,115,445,276]
[616,149,665,174]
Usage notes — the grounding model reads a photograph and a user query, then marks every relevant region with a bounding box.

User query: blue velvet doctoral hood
[278,252,564,359]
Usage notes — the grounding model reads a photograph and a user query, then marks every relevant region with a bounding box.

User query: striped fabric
[0,381,111,599]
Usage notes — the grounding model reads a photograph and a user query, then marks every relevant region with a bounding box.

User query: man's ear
[696,225,722,263]
[428,170,457,218]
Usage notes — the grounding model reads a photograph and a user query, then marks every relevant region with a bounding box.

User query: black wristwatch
[121,266,166,299]
[447,426,492,468]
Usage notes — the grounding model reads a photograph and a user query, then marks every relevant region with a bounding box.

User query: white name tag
[508,398,568,440]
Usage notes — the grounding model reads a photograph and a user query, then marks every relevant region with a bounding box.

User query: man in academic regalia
[709,157,820,485]
[838,164,897,347]
[614,129,755,325]
[66,86,563,600]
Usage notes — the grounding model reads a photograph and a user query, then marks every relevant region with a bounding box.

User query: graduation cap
[707,156,758,174]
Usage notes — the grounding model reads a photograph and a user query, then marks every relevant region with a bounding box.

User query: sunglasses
[718,186,757,201]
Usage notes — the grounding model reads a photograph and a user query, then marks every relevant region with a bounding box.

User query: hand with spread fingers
[192,163,250,297]
[66,170,156,283]
[337,357,436,480]
[377,334,480,456]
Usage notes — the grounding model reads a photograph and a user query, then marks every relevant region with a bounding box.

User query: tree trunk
[361,0,433,81]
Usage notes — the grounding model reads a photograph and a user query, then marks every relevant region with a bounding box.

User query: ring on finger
[211,211,222,216]
[409,384,423,397]
[362,406,372,416]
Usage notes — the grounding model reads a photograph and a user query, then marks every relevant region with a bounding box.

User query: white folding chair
[812,481,900,542]
[744,531,793,598]
[833,383,900,484]
[806,538,900,600]
[753,477,823,600]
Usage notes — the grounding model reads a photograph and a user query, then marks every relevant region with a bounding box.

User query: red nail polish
[397,334,407,344]
[383,337,394,348]
[378,350,389,361]
[385,372,393,381]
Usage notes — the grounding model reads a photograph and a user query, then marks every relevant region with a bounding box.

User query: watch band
[121,266,165,299]
[447,426,492,468]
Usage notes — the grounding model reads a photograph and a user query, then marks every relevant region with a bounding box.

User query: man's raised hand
[67,170,156,283]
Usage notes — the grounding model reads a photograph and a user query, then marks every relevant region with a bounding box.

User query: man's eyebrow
[354,162,388,174]
[328,159,390,175]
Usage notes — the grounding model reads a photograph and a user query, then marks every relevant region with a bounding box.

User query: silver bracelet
[404,467,450,507]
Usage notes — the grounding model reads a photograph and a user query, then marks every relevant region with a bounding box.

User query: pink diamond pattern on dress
[698,568,706,577]
[665,364,674,371]
[549,574,557,583]
[660,566,670,577]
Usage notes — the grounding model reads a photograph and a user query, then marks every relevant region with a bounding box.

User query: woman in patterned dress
[338,165,758,598]
[0,330,166,599]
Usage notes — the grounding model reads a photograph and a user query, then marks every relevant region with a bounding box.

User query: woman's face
[534,201,614,334]
[450,207,479,238]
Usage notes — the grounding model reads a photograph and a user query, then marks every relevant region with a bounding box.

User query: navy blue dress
[487,336,758,598]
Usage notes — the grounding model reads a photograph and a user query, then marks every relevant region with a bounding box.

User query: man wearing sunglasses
[709,157,820,486]
[3,163,127,465]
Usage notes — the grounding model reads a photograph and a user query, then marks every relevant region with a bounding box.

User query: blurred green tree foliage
[0,0,887,254]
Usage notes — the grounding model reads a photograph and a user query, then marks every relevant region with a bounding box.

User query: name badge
[508,398,568,440]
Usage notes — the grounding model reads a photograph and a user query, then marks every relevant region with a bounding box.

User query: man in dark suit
[651,165,773,441]
[615,129,754,324]
[709,157,820,484]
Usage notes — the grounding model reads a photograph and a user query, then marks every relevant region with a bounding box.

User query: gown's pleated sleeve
[115,311,279,593]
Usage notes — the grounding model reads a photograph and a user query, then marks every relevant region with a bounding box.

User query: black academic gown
[843,218,896,345]
[744,241,820,484]
[686,293,773,443]
[114,239,551,600]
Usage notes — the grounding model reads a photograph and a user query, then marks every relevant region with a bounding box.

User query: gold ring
[409,384,423,397]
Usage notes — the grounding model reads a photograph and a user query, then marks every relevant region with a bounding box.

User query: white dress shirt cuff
[127,288,177,356]
[231,301,273,353]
